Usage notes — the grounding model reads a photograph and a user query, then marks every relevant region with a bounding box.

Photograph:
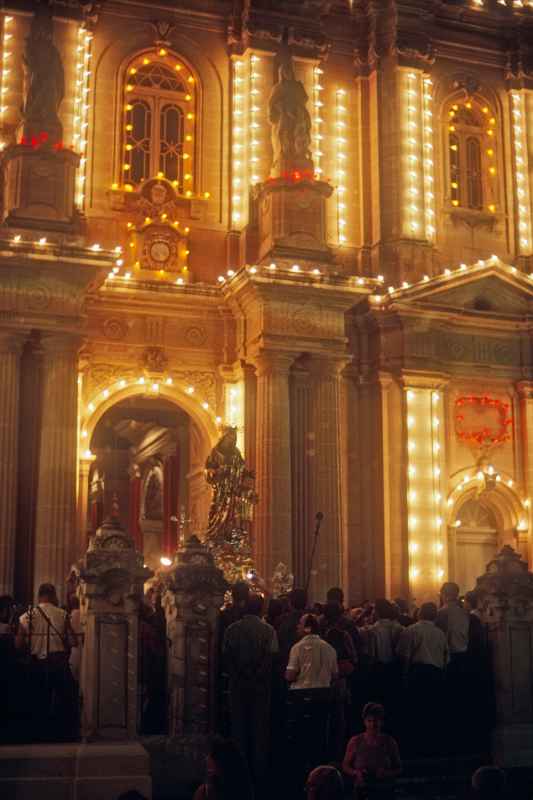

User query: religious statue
[268,48,314,178]
[21,2,65,146]
[204,427,258,583]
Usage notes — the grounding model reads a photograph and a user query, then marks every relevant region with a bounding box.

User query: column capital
[516,381,533,400]
[40,332,83,358]
[251,349,298,377]
[310,353,351,378]
[0,329,27,355]
[400,371,450,391]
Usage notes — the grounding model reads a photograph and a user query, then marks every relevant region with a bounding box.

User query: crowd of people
[216,581,493,799]
[0,577,497,799]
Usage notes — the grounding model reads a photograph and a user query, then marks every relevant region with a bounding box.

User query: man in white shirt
[17,583,78,742]
[18,584,69,660]
[286,613,338,690]
[286,614,338,771]
[436,582,470,658]
[397,602,449,755]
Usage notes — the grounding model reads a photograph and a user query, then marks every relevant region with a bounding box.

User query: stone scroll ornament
[204,426,258,584]
[268,41,314,179]
[455,395,513,452]
[21,2,65,148]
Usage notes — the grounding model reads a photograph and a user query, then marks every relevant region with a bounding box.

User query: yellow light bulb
[159,48,167,56]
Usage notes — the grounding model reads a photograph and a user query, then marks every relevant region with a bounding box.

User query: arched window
[122,52,196,193]
[445,98,497,213]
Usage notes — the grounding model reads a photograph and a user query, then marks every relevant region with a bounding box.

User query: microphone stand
[304,512,324,598]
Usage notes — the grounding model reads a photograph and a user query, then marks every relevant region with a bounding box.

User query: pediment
[394,267,533,318]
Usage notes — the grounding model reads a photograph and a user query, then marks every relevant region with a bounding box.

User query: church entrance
[86,395,210,569]
[448,497,500,594]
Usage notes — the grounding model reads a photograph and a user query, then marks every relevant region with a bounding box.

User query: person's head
[206,736,253,800]
[267,598,283,621]
[37,583,57,605]
[464,591,478,612]
[323,602,343,627]
[326,587,344,606]
[289,587,307,612]
[394,597,409,614]
[245,593,264,617]
[362,702,385,736]
[298,613,319,638]
[231,581,250,608]
[419,602,438,622]
[440,581,460,604]
[471,766,506,800]
[0,595,14,623]
[305,765,344,800]
[374,598,395,620]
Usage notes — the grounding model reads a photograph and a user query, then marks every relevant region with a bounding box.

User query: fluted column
[0,331,24,595]
[34,333,81,600]
[516,381,533,567]
[77,456,92,558]
[290,362,313,588]
[309,356,347,600]
[253,351,296,583]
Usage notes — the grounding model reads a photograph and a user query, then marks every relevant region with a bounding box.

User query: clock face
[150,240,171,264]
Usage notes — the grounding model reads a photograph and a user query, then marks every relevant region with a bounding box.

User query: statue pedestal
[476,546,533,766]
[163,536,228,741]
[1,144,80,230]
[254,178,333,262]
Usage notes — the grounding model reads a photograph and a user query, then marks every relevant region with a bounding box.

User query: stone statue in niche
[204,426,257,583]
[144,469,163,521]
[268,45,314,178]
[21,2,65,146]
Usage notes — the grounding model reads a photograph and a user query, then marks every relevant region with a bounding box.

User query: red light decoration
[455,395,512,448]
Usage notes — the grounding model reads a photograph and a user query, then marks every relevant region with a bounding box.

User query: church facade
[0,0,532,606]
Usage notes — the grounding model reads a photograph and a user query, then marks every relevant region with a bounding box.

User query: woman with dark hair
[343,703,401,800]
[194,736,254,800]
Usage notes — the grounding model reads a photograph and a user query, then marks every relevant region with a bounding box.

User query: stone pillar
[308,356,346,600]
[79,517,152,741]
[253,351,295,583]
[77,456,93,560]
[34,333,80,600]
[164,535,227,739]
[243,362,257,473]
[516,382,533,566]
[476,546,533,766]
[0,330,24,595]
[340,363,363,603]
[128,465,143,551]
[290,362,312,588]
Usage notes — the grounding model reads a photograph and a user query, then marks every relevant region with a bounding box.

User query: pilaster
[252,350,296,583]
[308,355,348,600]
[34,333,81,600]
[516,381,533,566]
[290,361,312,588]
[0,331,24,595]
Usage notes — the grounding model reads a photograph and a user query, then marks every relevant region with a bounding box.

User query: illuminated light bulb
[160,556,172,567]
[434,467,441,478]
[187,386,195,394]
[91,243,101,252]
[88,402,95,412]
[102,389,109,399]
[410,567,420,579]
[508,479,514,487]
[119,379,126,388]
[81,430,88,439]
[249,266,257,274]
[227,269,235,277]
[436,568,445,580]
[176,277,184,285]
[291,264,300,272]
[37,237,47,246]
[269,262,277,270]
[423,275,429,282]
[12,235,21,243]
[409,542,419,555]
[217,275,225,283]
[202,401,209,410]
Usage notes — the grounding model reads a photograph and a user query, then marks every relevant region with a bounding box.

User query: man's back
[19,603,67,659]
[223,614,277,691]
[288,634,338,689]
[436,602,469,654]
[398,619,448,669]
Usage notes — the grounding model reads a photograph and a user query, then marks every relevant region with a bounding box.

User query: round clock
[149,240,171,264]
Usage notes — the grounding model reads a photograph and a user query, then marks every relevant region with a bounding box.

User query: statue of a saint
[21,3,65,146]
[205,427,256,541]
[268,50,314,178]
[204,427,257,583]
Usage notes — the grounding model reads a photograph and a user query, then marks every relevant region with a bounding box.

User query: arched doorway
[448,482,528,593]
[82,393,214,569]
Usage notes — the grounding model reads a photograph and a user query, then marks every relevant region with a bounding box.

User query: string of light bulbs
[335,89,348,244]
[0,14,14,150]
[73,26,92,208]
[313,65,324,178]
[511,91,532,256]
[231,58,247,228]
